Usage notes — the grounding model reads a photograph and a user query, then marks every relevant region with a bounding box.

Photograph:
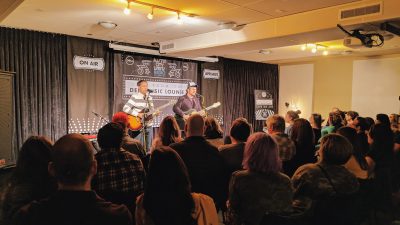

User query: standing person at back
[170,114,226,210]
[17,134,132,225]
[285,110,301,137]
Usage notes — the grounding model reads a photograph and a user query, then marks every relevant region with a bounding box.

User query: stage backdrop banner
[114,53,198,127]
[254,90,275,120]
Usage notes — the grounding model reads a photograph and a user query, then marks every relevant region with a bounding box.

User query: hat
[188,82,198,88]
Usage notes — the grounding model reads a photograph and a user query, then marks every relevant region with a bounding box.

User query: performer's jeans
[134,126,153,153]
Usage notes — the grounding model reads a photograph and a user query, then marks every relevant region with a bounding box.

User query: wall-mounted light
[123,1,131,15]
[301,43,329,55]
[147,7,154,20]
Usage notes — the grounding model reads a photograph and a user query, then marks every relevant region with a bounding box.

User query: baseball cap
[188,82,198,88]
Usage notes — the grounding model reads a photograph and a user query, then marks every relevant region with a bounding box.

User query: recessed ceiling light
[98,21,118,29]
[259,49,272,55]
[219,22,237,29]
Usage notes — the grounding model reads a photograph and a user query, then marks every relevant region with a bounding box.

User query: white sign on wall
[73,56,105,71]
[203,69,220,79]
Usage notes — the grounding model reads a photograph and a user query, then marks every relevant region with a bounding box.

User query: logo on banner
[73,56,105,71]
[153,59,166,77]
[254,90,274,120]
[125,56,135,66]
[203,69,220,79]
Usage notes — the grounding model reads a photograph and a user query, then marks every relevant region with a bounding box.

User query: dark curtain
[0,27,67,152]
[222,58,279,133]
[67,36,112,133]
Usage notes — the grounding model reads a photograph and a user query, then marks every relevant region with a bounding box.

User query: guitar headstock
[209,102,221,109]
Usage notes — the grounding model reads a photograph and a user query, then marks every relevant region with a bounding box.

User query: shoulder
[94,196,133,222]
[292,163,319,180]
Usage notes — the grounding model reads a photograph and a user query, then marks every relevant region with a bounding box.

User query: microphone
[148,89,154,93]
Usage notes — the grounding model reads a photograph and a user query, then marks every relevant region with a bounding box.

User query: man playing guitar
[173,82,204,131]
[123,80,156,152]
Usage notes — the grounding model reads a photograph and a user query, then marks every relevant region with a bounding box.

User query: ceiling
[1,0,400,63]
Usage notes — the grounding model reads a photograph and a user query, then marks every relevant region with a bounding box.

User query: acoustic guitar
[183,102,221,116]
[127,100,177,131]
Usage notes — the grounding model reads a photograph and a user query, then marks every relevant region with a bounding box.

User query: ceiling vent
[160,42,175,51]
[339,2,382,20]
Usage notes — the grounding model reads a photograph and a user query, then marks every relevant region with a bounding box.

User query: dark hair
[286,110,301,121]
[336,127,368,170]
[97,123,124,149]
[369,123,394,157]
[204,117,223,139]
[376,114,390,128]
[346,111,359,120]
[365,117,375,131]
[230,118,251,142]
[143,147,195,225]
[291,118,315,154]
[328,111,343,132]
[267,115,285,133]
[243,132,281,173]
[52,134,94,185]
[354,117,368,132]
[137,80,147,86]
[158,116,181,146]
[311,113,323,129]
[9,136,55,196]
[320,134,352,165]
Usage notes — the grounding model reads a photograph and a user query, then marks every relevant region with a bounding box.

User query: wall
[279,64,314,119]
[352,57,400,117]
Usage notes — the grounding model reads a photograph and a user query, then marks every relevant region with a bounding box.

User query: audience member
[286,118,316,177]
[136,147,218,225]
[292,134,359,225]
[389,113,399,132]
[336,127,370,179]
[1,136,56,225]
[17,134,132,225]
[284,110,301,136]
[365,117,375,131]
[152,116,182,149]
[204,117,224,148]
[227,132,293,225]
[345,111,359,129]
[92,123,145,215]
[376,113,391,128]
[170,114,226,209]
[309,113,323,143]
[321,111,343,138]
[265,115,296,174]
[353,117,370,155]
[112,112,146,159]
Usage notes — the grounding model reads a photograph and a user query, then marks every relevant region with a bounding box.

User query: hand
[137,113,144,119]
[183,115,189,120]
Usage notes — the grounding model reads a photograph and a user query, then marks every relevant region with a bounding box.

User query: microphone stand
[91,111,110,124]
[142,93,150,153]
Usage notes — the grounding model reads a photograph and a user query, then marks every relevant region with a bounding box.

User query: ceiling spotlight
[323,50,329,56]
[147,7,154,20]
[98,21,118,29]
[176,12,184,25]
[311,47,317,53]
[301,44,307,51]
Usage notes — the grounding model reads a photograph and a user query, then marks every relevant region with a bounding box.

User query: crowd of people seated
[1,108,400,225]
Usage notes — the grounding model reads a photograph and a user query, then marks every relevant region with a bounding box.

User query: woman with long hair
[1,136,56,224]
[284,110,301,136]
[309,113,323,143]
[136,146,218,225]
[321,111,343,138]
[204,117,224,148]
[152,116,182,149]
[227,132,293,225]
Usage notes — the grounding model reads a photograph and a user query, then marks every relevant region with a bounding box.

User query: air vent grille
[340,2,381,20]
[161,43,175,50]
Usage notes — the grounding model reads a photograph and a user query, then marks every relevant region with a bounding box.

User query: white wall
[352,57,400,117]
[279,64,314,118]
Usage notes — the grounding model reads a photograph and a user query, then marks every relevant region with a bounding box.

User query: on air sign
[73,56,105,71]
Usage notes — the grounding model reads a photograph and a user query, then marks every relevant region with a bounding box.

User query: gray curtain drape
[222,58,279,133]
[0,27,67,152]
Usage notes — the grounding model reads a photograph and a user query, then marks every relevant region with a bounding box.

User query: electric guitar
[183,102,221,117]
[127,100,177,131]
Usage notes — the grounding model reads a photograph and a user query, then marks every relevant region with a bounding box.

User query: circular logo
[125,56,134,66]
[261,92,267,98]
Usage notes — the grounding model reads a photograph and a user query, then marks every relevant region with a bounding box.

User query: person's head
[318,134,352,165]
[158,116,181,146]
[345,111,359,128]
[242,132,281,174]
[144,146,194,225]
[328,111,343,130]
[204,117,223,139]
[291,118,315,150]
[285,110,301,123]
[365,117,375,131]
[112,112,129,127]
[336,126,368,170]
[185,114,204,137]
[97,123,124,150]
[309,113,323,129]
[353,116,367,133]
[14,136,53,183]
[230,117,251,143]
[137,80,148,95]
[186,82,197,97]
[266,115,285,134]
[49,134,96,188]
[368,123,394,147]
[389,113,399,124]
[331,107,340,113]
[376,114,390,127]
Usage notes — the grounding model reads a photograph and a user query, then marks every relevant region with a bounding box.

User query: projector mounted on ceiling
[337,24,384,48]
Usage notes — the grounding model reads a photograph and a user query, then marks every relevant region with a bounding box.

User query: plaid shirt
[92,148,145,194]
[271,133,296,161]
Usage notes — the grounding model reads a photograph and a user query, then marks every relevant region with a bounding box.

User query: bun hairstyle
[287,110,302,120]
